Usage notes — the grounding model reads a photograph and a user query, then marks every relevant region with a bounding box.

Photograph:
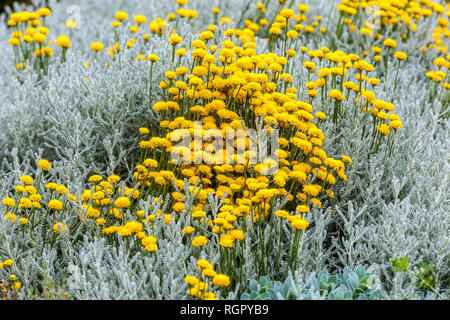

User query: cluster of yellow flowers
[336,0,449,54]
[184,259,232,300]
[3,4,352,297]
[425,56,450,116]
[292,39,405,152]
[0,160,161,254]
[141,36,350,214]
[7,8,77,72]
[258,4,326,48]
[128,8,359,293]
[426,56,450,82]
[0,259,21,300]
[8,0,448,299]
[1,159,79,244]
[425,11,450,54]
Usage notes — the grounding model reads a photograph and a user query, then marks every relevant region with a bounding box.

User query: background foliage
[0,0,448,299]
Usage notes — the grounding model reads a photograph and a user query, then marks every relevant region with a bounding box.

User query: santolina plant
[0,0,449,300]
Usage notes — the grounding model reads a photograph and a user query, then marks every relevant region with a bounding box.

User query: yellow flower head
[3,259,14,267]
[90,42,104,52]
[192,235,208,247]
[383,38,397,49]
[212,274,230,287]
[20,175,34,185]
[115,11,128,21]
[48,199,63,211]
[53,222,68,234]
[134,15,147,25]
[57,35,71,48]
[115,196,131,209]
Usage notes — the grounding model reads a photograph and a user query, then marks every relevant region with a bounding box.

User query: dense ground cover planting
[0,0,449,300]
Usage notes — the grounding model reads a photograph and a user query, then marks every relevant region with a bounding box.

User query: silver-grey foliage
[0,0,448,299]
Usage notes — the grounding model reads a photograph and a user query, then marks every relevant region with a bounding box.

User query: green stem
[393,60,401,92]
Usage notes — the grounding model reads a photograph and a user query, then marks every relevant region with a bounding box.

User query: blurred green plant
[28,266,73,300]
[391,257,447,300]
[241,266,383,300]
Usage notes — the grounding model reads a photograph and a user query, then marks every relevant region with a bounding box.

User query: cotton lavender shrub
[0,0,449,300]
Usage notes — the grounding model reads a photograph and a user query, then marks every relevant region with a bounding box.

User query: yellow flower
[56,185,69,195]
[91,42,104,52]
[164,214,172,224]
[20,175,34,185]
[202,292,218,300]
[291,217,309,230]
[176,48,187,56]
[115,11,128,21]
[197,259,213,270]
[15,185,26,193]
[296,205,310,213]
[230,184,241,192]
[389,120,403,130]
[192,210,206,219]
[212,274,230,287]
[287,30,299,39]
[200,31,214,41]
[148,54,160,62]
[315,112,327,120]
[229,229,244,241]
[167,13,176,21]
[53,222,68,234]
[280,8,295,19]
[134,15,147,25]
[19,198,32,209]
[96,218,106,226]
[38,8,51,17]
[4,213,17,222]
[32,33,46,43]
[145,244,158,252]
[369,78,380,86]
[9,37,20,46]
[184,275,199,286]
[108,175,121,184]
[202,268,217,278]
[192,235,208,247]
[394,52,407,60]
[383,38,397,49]
[3,260,14,267]
[115,197,131,209]
[329,89,345,100]
[303,61,316,71]
[219,234,234,248]
[2,198,16,207]
[26,187,39,196]
[298,4,310,12]
[377,124,391,136]
[88,175,103,183]
[433,57,447,67]
[169,35,183,45]
[341,155,352,164]
[48,199,63,211]
[182,226,195,235]
[57,35,71,48]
